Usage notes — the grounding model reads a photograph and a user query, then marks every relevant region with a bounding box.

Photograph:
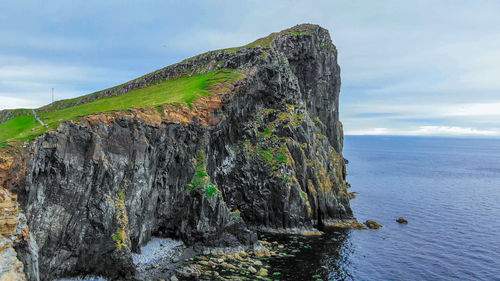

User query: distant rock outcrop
[396,217,408,224]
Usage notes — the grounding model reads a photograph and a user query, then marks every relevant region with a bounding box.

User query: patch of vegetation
[0,108,32,124]
[314,132,326,139]
[222,34,276,53]
[0,115,42,143]
[186,150,220,199]
[205,184,218,198]
[263,127,271,136]
[256,148,274,162]
[0,70,243,144]
[253,141,290,170]
[112,188,129,251]
[300,191,308,200]
[277,154,288,163]
[284,30,308,35]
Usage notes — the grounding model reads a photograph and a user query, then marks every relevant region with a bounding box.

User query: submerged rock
[364,220,383,229]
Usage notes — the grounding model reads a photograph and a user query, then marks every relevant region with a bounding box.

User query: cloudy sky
[1,1,499,137]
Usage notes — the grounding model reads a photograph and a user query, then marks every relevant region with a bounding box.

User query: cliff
[0,24,353,280]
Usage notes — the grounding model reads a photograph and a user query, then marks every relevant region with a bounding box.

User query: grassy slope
[0,70,242,144]
[0,25,317,146]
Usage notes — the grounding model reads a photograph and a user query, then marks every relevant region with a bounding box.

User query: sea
[267,136,500,281]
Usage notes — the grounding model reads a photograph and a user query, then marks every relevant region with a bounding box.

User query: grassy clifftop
[0,70,242,146]
[0,24,322,147]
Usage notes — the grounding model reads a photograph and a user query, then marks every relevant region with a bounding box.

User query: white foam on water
[56,277,107,281]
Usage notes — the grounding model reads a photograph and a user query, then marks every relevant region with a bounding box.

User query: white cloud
[346,126,500,137]
[442,103,500,117]
[0,96,42,110]
[344,102,500,120]
[0,56,116,84]
[0,55,134,109]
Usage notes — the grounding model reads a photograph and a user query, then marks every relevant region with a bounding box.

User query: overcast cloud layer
[1,0,499,137]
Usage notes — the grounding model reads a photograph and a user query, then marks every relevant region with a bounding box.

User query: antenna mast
[52,88,54,103]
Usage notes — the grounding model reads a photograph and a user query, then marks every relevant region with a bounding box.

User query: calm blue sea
[267,136,500,281]
[343,136,500,281]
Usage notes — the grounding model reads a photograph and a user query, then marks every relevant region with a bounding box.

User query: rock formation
[0,24,353,280]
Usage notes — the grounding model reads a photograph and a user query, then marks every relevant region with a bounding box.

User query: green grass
[0,115,41,143]
[0,70,243,144]
[0,108,32,120]
[186,150,220,198]
[257,149,274,162]
[284,30,308,35]
[205,184,218,198]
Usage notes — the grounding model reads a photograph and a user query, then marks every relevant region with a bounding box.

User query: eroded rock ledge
[1,24,353,280]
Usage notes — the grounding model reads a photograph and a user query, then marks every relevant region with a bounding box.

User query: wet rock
[221,262,237,270]
[396,217,408,224]
[326,220,367,229]
[248,266,257,274]
[199,261,211,266]
[176,264,202,278]
[257,268,268,276]
[254,249,271,257]
[364,220,383,229]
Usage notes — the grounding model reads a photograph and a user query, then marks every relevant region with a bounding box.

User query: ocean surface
[268,136,500,281]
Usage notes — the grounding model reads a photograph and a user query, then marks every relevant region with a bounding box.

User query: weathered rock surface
[2,24,353,280]
[0,187,37,281]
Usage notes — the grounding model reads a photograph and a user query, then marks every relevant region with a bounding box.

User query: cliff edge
[0,24,353,280]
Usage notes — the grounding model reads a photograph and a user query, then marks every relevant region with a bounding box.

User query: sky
[1,0,499,137]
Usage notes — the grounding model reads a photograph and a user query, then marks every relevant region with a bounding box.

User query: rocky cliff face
[1,24,352,280]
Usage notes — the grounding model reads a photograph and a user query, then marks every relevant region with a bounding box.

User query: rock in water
[364,220,383,229]
[396,217,408,224]
[0,23,353,280]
